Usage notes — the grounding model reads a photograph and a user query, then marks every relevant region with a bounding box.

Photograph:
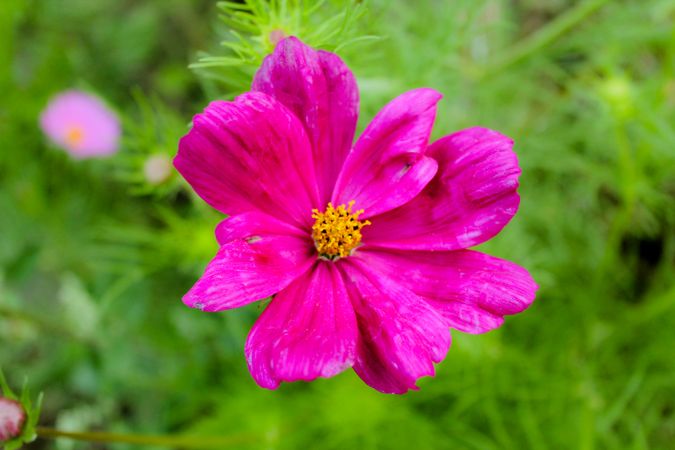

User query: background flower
[40,90,120,158]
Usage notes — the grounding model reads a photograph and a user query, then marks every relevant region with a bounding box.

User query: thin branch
[37,427,260,448]
[482,0,611,76]
[0,306,93,345]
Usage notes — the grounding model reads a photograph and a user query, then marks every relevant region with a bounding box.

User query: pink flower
[0,397,25,442]
[174,37,537,393]
[40,90,120,158]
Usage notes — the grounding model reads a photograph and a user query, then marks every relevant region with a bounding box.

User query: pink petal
[340,260,451,394]
[183,212,315,312]
[354,248,538,334]
[253,37,359,203]
[245,261,358,389]
[364,127,521,250]
[174,92,320,228]
[332,88,441,218]
[0,397,25,442]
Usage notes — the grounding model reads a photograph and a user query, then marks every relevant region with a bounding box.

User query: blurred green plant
[114,90,184,198]
[192,0,379,96]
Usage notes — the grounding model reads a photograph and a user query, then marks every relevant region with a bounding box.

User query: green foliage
[192,0,377,96]
[1,0,674,449]
[114,90,184,198]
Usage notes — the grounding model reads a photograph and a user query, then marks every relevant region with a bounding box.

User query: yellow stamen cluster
[65,126,84,147]
[311,201,371,259]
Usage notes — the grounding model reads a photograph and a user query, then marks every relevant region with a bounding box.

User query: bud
[143,154,173,185]
[268,29,287,47]
[0,397,26,442]
[597,75,634,119]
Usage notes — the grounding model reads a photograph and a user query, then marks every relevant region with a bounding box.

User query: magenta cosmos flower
[0,397,25,442]
[40,90,120,158]
[175,37,537,393]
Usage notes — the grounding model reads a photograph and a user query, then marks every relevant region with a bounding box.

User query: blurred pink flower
[174,37,538,393]
[40,90,120,158]
[0,397,25,442]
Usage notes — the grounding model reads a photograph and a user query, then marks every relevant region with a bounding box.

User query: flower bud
[597,75,634,119]
[268,29,286,47]
[144,154,173,185]
[0,397,26,442]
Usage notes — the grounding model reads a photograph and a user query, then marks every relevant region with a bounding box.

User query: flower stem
[482,0,611,76]
[36,427,259,448]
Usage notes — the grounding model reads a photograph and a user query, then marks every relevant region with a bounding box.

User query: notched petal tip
[332,87,443,216]
[355,248,537,335]
[245,263,358,389]
[393,88,443,116]
[276,35,303,48]
[459,125,513,142]
[172,91,320,224]
[182,290,212,312]
[181,213,315,314]
[245,347,281,390]
[364,124,523,251]
[512,263,539,311]
[253,35,359,204]
[408,86,444,102]
[343,261,451,394]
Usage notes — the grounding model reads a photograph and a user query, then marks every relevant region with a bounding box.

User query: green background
[1,0,674,448]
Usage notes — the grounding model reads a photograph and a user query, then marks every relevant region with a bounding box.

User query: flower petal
[253,37,359,203]
[332,88,441,217]
[183,212,315,312]
[364,127,521,250]
[354,248,538,334]
[340,260,451,394]
[174,92,320,228]
[245,261,358,389]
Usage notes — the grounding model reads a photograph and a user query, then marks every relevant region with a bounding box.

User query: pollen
[311,201,371,259]
[65,126,84,147]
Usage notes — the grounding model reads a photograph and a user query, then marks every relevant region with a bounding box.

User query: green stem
[37,427,259,448]
[483,0,611,76]
[596,117,637,278]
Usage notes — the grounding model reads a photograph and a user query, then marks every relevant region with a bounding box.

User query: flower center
[65,126,84,147]
[311,201,371,259]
